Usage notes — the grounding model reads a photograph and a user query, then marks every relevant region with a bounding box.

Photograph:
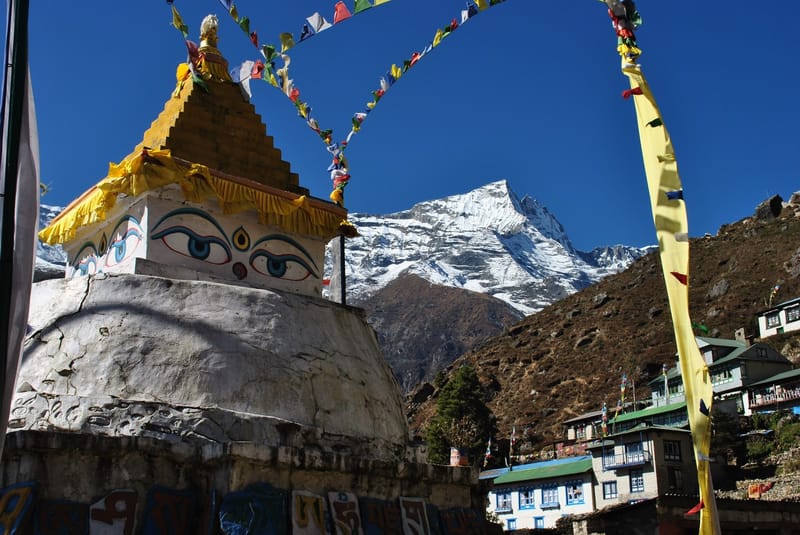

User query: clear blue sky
[7,1,800,250]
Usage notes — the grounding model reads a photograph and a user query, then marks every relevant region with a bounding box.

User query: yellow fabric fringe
[622,63,720,535]
[38,149,347,245]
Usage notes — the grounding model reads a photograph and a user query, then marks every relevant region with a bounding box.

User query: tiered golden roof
[39,16,354,246]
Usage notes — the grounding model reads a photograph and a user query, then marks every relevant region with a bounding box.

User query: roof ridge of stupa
[128,14,307,195]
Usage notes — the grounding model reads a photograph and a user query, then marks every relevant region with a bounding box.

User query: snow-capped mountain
[35,204,67,280]
[339,180,653,315]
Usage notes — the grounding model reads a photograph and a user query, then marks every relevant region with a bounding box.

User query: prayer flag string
[219,0,508,206]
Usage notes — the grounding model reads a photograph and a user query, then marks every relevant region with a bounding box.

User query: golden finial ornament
[197,14,232,82]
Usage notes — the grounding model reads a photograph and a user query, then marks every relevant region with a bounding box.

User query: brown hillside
[359,272,522,392]
[408,195,800,455]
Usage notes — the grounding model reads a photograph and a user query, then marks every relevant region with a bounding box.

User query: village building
[757,296,800,338]
[648,336,794,415]
[746,368,800,415]
[485,456,594,530]
[586,425,697,508]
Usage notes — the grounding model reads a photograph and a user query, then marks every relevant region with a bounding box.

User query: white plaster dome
[12,274,409,460]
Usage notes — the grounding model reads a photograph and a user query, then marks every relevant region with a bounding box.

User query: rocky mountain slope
[408,194,800,454]
[359,272,523,392]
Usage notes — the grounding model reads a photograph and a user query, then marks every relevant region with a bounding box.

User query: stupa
[1,15,486,534]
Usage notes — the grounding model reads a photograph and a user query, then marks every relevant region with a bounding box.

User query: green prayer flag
[238,16,251,35]
[261,44,277,61]
[192,73,209,93]
[171,6,189,38]
[354,0,373,13]
[692,322,709,334]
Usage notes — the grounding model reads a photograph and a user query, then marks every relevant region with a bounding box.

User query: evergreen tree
[426,365,496,465]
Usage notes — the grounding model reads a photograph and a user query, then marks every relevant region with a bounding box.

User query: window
[496,492,512,513]
[602,481,618,499]
[787,307,800,323]
[664,440,682,461]
[766,312,781,328]
[566,481,584,505]
[541,486,559,508]
[712,367,733,385]
[519,489,535,509]
[534,517,545,529]
[625,442,644,463]
[668,467,684,491]
[506,519,516,531]
[603,448,616,467]
[630,469,645,493]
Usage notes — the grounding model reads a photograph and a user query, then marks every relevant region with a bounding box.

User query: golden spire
[197,15,232,82]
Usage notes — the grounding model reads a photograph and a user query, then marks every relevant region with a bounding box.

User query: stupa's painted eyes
[249,235,318,281]
[105,216,143,268]
[71,242,99,277]
[152,227,232,265]
[151,209,232,265]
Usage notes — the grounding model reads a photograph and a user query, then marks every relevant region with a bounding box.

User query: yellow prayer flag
[374,0,392,4]
[171,6,189,38]
[475,0,489,10]
[622,62,720,535]
[432,28,444,47]
[280,32,296,53]
[390,64,402,81]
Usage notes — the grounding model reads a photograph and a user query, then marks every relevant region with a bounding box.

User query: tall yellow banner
[622,63,720,535]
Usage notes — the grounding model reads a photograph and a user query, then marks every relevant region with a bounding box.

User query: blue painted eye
[249,250,315,281]
[248,235,318,282]
[105,216,144,268]
[70,243,99,277]
[105,228,143,267]
[151,226,232,265]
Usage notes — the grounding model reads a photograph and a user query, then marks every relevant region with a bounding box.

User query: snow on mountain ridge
[342,180,650,315]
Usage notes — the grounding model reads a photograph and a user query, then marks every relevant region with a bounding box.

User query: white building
[758,297,800,338]
[486,456,594,530]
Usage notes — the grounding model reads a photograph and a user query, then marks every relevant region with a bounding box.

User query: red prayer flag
[333,1,352,24]
[250,60,264,80]
[622,87,643,99]
[670,271,688,285]
[686,500,704,515]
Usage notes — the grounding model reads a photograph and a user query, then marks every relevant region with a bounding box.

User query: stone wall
[2,430,486,534]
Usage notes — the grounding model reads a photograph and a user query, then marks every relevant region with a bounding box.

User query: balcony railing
[602,451,652,470]
[750,387,800,408]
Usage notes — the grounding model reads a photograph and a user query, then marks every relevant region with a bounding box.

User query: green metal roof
[749,367,800,388]
[709,346,749,366]
[493,457,592,485]
[696,337,746,349]
[609,401,687,424]
[606,423,690,438]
